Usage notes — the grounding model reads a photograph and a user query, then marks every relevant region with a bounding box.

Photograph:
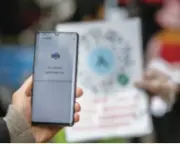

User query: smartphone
[32,32,79,126]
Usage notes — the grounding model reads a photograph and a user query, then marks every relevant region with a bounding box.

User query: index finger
[145,68,169,80]
[76,88,83,98]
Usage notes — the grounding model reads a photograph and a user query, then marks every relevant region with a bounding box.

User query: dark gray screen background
[32,32,77,124]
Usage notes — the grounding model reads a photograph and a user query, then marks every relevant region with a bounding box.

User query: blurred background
[0,0,176,143]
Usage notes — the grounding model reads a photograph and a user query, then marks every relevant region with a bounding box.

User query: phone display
[32,32,79,126]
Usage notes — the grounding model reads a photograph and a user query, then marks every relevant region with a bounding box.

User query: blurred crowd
[0,0,180,143]
[0,0,104,44]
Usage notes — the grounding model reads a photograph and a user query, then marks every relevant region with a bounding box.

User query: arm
[143,37,178,116]
[3,105,35,143]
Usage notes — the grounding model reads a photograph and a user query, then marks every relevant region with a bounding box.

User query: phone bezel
[31,31,79,126]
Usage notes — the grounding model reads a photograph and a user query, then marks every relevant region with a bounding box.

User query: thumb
[134,81,145,89]
[20,75,33,97]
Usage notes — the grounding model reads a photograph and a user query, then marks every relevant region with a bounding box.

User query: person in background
[0,76,83,143]
[135,67,180,142]
[136,0,180,142]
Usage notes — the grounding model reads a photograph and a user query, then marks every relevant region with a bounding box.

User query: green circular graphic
[117,74,129,86]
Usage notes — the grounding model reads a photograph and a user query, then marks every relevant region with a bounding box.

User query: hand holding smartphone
[32,32,79,126]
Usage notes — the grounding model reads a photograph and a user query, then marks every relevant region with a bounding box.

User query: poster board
[56,18,152,142]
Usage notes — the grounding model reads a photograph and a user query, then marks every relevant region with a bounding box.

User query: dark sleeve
[152,93,180,143]
[173,93,180,113]
[0,118,10,143]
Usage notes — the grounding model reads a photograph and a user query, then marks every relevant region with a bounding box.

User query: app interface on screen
[32,33,77,123]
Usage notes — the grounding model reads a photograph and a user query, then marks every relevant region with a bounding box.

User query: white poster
[56,18,152,142]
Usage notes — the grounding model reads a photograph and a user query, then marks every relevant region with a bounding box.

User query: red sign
[118,0,128,5]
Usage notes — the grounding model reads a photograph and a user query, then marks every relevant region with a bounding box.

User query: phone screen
[32,32,78,125]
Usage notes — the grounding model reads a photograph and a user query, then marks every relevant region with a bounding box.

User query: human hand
[12,76,83,142]
[135,68,178,101]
